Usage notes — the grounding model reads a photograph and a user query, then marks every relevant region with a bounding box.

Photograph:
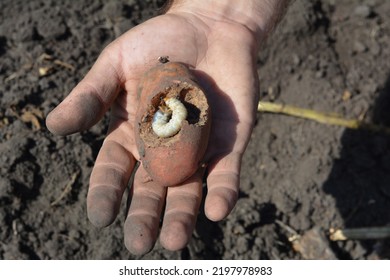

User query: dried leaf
[19,106,44,130]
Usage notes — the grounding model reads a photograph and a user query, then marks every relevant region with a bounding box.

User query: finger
[201,65,256,222]
[46,45,124,135]
[87,136,135,228]
[124,165,166,255]
[205,151,242,222]
[159,170,203,251]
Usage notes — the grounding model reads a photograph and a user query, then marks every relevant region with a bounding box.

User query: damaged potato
[135,62,211,186]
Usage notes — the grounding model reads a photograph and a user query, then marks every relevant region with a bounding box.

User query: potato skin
[135,62,211,186]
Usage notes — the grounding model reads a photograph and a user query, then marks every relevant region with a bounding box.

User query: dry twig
[329,226,390,241]
[50,170,80,207]
[258,101,390,134]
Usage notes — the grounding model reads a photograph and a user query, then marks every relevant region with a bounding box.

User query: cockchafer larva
[152,97,188,138]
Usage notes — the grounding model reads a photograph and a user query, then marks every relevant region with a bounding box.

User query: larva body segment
[152,98,188,138]
[135,62,211,187]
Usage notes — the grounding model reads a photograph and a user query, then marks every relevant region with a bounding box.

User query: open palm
[46,12,259,255]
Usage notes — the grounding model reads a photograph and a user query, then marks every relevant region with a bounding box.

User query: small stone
[369,41,381,56]
[285,65,293,73]
[0,177,13,198]
[353,41,367,53]
[292,227,337,260]
[36,13,67,39]
[354,5,372,18]
[315,70,325,79]
[292,54,301,66]
[103,1,126,18]
[236,236,249,254]
[232,224,245,235]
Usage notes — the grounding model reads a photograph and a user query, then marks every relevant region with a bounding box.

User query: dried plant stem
[258,101,390,134]
[329,227,390,241]
[50,170,79,206]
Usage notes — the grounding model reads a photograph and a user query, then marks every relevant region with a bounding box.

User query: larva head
[158,101,171,115]
[151,97,187,138]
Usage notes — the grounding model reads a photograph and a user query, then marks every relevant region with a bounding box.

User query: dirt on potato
[0,0,390,259]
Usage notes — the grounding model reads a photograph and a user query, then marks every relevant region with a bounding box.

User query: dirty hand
[46,1,283,255]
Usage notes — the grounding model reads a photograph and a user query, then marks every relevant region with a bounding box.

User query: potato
[134,62,211,186]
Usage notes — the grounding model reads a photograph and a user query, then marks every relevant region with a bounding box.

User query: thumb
[46,46,123,135]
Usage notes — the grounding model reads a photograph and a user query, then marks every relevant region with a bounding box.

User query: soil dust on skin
[0,0,390,259]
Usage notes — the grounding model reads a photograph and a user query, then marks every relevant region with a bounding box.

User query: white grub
[152,98,187,138]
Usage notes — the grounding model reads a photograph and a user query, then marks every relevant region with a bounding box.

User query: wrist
[165,0,290,42]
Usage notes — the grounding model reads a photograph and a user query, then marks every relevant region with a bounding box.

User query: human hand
[46,0,286,255]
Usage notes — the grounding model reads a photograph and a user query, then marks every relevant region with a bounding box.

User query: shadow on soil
[323,73,390,259]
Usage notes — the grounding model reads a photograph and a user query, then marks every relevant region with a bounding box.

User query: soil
[1,0,390,260]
